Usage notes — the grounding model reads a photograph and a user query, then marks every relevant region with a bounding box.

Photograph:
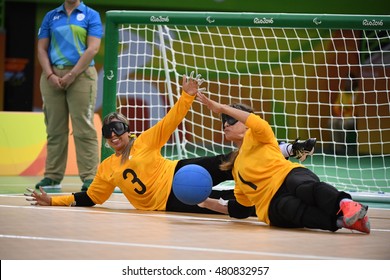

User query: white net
[113,23,390,199]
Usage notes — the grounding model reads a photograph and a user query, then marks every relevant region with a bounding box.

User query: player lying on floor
[195,91,370,234]
[25,72,316,216]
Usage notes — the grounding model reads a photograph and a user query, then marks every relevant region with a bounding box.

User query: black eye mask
[221,114,238,126]
[102,121,129,139]
[221,104,253,127]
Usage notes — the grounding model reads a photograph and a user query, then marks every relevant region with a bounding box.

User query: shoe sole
[298,148,315,162]
[346,217,371,234]
[364,219,371,234]
[307,147,315,156]
[298,139,316,162]
[362,218,371,234]
[39,184,62,189]
[351,217,371,234]
[298,155,307,162]
[344,204,368,226]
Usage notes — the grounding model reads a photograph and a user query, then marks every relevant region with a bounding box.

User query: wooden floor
[1,188,390,260]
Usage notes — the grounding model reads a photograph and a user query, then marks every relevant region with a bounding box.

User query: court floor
[0,176,389,260]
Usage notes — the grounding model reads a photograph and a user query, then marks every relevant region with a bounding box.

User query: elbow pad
[227,199,255,219]
[74,192,96,207]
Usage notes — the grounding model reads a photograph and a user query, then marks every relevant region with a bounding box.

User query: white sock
[279,143,292,158]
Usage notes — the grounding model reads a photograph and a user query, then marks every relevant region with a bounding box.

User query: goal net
[103,11,390,203]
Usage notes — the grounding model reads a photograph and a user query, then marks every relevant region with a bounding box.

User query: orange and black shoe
[343,216,371,234]
[339,200,368,227]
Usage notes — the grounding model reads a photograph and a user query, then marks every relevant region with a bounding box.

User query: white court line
[1,195,390,230]
[0,233,353,260]
[1,198,389,259]
[0,204,264,225]
[4,193,390,211]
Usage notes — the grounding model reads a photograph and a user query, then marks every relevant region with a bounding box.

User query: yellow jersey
[233,113,303,224]
[52,91,196,210]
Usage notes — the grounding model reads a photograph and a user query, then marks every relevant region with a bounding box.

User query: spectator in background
[36,0,103,191]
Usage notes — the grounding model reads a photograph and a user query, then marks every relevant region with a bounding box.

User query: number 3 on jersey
[123,169,146,194]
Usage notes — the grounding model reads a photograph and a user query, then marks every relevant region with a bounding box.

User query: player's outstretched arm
[198,198,229,214]
[182,71,206,96]
[196,91,250,124]
[25,187,52,206]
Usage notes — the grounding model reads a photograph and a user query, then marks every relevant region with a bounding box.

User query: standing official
[36,0,103,191]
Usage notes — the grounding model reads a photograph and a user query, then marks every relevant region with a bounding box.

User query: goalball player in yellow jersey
[196,92,370,234]
[26,72,316,215]
[26,72,238,214]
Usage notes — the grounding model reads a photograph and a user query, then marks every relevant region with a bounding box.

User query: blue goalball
[172,164,213,205]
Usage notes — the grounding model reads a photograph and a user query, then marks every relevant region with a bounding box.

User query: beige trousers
[39,66,99,182]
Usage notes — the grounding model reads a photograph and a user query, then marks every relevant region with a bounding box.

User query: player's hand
[182,71,206,96]
[24,187,52,206]
[196,91,225,114]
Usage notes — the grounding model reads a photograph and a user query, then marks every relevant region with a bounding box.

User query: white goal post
[102,11,390,203]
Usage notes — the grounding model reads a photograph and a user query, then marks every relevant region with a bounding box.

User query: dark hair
[230,103,254,114]
[102,112,135,165]
[220,103,254,171]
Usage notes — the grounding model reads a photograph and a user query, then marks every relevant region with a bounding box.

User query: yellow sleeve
[234,186,254,207]
[51,195,75,206]
[139,90,195,149]
[245,113,276,144]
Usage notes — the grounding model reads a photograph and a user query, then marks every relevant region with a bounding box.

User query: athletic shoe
[344,216,371,234]
[339,200,368,226]
[291,138,317,162]
[35,177,61,189]
[81,179,93,191]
